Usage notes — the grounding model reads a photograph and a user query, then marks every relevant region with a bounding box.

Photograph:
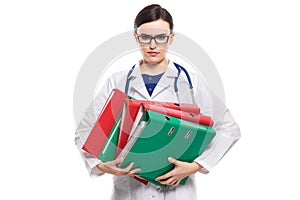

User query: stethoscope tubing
[125,62,196,104]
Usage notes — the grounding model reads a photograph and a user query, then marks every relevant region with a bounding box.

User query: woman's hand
[96,157,141,176]
[155,157,202,186]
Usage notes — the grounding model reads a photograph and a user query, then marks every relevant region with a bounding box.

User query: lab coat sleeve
[193,77,241,174]
[74,77,114,177]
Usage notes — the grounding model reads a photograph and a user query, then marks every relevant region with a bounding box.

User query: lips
[147,51,159,56]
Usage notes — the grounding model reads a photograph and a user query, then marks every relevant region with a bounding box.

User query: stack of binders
[82,89,216,186]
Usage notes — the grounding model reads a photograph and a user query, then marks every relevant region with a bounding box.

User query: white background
[1,0,299,199]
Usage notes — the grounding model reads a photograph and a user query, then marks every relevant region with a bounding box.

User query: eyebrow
[139,33,168,36]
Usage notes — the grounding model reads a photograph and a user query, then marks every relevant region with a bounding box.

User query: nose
[149,38,157,49]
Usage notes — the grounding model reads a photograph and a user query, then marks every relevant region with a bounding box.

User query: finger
[112,157,123,165]
[115,162,134,176]
[155,171,172,181]
[115,162,133,176]
[174,181,180,186]
[168,157,179,165]
[129,167,141,175]
[122,162,134,173]
[172,180,180,186]
[170,180,177,185]
[158,177,176,185]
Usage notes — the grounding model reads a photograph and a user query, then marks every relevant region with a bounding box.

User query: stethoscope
[125,62,196,104]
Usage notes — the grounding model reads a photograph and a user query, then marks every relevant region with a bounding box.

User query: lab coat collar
[128,61,178,100]
[128,60,178,79]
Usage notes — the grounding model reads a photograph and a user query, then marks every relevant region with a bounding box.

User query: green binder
[118,110,216,186]
[98,96,136,162]
[98,111,122,162]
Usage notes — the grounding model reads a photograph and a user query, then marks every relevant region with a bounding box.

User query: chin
[144,56,165,65]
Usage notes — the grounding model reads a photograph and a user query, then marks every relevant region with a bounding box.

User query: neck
[140,58,169,75]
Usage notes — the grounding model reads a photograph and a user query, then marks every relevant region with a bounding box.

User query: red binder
[82,89,128,158]
[81,89,151,185]
[126,100,201,114]
[116,100,206,156]
[143,104,214,126]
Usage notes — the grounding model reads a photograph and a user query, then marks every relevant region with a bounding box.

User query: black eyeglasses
[137,34,170,44]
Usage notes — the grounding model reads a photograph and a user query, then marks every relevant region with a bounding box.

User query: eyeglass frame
[136,33,171,44]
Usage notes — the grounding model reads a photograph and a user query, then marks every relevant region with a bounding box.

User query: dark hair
[134,4,174,33]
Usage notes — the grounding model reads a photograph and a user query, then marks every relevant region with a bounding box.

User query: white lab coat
[75,61,241,200]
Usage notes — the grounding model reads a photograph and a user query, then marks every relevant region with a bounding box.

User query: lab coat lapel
[151,63,178,99]
[128,65,150,100]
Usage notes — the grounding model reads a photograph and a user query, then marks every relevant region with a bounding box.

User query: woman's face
[135,19,174,65]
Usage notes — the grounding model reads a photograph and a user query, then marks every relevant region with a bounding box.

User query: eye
[155,35,167,40]
[140,34,151,40]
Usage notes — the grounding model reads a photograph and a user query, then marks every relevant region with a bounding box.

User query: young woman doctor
[75,4,241,200]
